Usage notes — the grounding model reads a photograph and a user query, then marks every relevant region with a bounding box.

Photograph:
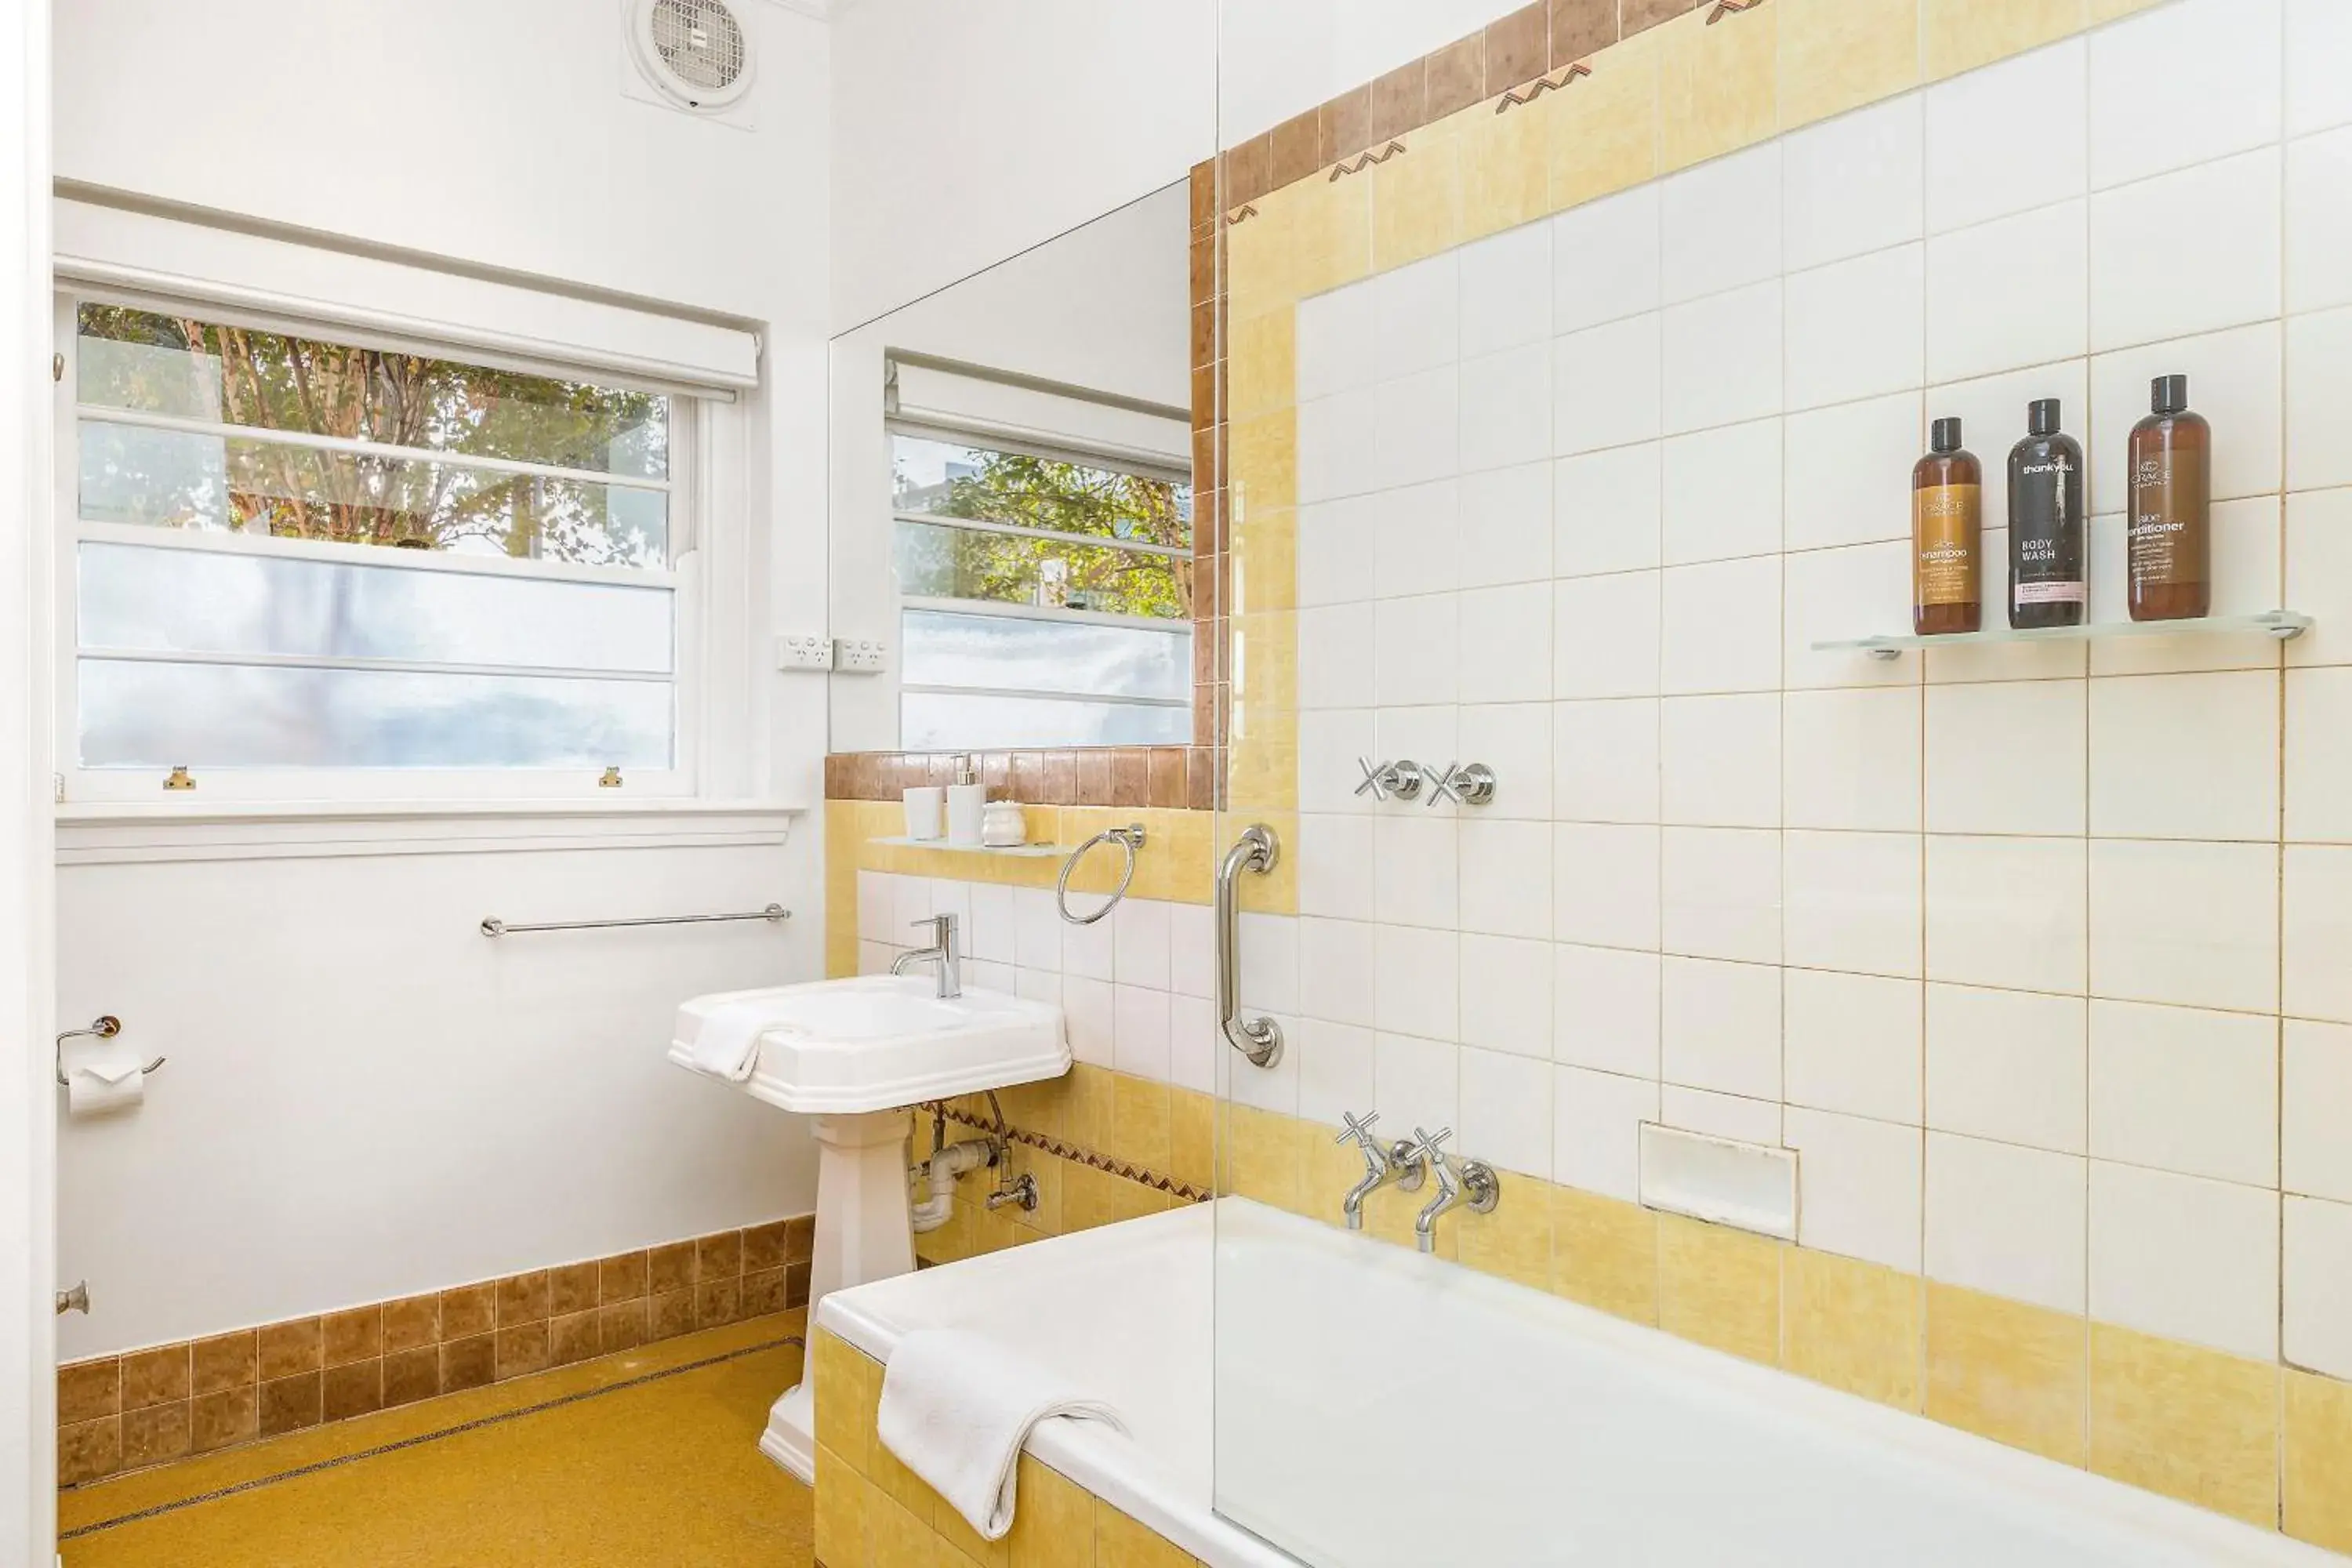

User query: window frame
[53,291,706,804]
[885,416,1195,748]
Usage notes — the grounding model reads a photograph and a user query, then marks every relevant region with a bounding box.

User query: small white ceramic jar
[980,799,1026,848]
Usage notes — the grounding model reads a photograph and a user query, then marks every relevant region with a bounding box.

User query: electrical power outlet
[834,637,888,673]
[775,633,834,671]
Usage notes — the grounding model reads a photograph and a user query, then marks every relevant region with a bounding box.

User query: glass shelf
[867,836,1064,858]
[1813,609,2312,660]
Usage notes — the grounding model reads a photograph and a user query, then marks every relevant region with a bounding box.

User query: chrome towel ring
[1056,823,1146,925]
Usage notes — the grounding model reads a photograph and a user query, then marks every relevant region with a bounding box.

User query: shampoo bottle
[2127,374,2210,622]
[1913,416,1982,635]
[2007,398,2085,630]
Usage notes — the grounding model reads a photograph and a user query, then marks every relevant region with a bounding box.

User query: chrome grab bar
[481,904,789,938]
[1217,824,1283,1069]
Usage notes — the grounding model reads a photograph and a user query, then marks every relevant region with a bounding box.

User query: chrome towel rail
[1217,824,1283,1069]
[481,904,790,938]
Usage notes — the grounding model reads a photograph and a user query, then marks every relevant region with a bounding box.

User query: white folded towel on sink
[876,1328,1127,1541]
[684,998,797,1082]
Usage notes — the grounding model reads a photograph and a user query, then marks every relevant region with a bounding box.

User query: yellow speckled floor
[61,1312,815,1568]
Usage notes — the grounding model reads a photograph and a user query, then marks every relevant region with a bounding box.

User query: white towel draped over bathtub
[876,1328,1128,1541]
[684,998,792,1082]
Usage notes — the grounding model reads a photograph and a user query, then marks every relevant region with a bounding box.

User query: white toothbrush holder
[902,786,944,841]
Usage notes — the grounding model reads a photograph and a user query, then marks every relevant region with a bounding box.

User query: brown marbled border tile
[53,1209,814,1488]
[824,747,1220,809]
[1232,0,1661,199]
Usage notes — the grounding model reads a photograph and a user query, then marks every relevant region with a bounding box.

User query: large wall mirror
[827,183,1198,758]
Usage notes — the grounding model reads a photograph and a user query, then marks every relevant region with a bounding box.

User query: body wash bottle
[2008,398,2085,629]
[1913,417,1982,635]
[2128,374,2210,622]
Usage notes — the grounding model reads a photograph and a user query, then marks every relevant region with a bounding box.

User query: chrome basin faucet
[1333,1110,1425,1230]
[1403,1126,1501,1254]
[891,913,963,999]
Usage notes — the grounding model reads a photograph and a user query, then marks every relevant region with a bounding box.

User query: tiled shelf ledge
[1814,610,2313,660]
[866,836,1064,859]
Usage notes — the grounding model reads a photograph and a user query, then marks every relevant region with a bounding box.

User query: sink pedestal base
[762,1107,916,1482]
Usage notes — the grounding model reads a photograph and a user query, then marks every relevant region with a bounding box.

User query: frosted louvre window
[899,609,1189,746]
[78,543,672,673]
[67,303,686,779]
[889,423,1193,749]
[902,607,1189,701]
[78,662,670,770]
[902,692,1189,750]
[890,433,1191,619]
[76,305,670,566]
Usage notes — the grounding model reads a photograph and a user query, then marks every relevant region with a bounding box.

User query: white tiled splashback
[1287,0,2352,1377]
[855,872,1299,1104]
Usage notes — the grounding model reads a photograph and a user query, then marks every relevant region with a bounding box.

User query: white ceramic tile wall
[857,876,1284,1106]
[1276,0,2352,1334]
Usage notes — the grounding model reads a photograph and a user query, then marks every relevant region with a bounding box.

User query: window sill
[54,797,805,866]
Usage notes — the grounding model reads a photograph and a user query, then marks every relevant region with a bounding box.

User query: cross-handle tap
[1425,760,1497,808]
[1334,1111,1426,1230]
[1404,1125,1502,1254]
[1353,757,1424,803]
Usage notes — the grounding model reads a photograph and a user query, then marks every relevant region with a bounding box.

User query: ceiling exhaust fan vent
[629,0,755,112]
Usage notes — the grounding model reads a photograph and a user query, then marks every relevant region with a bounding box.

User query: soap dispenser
[945,755,987,847]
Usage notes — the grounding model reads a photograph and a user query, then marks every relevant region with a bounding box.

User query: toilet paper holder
[54,1015,165,1088]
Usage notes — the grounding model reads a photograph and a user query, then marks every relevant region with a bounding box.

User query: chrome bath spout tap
[891,913,963,998]
[1334,1110,1425,1230]
[1404,1126,1501,1254]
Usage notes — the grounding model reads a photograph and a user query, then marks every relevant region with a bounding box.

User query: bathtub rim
[816,1201,1291,1567]
[818,1196,2341,1568]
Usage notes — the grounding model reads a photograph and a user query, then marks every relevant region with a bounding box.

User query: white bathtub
[815,1199,2336,1567]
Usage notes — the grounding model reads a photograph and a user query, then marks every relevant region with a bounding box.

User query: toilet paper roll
[67,1061,143,1117]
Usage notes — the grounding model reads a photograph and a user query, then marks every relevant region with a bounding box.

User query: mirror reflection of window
[887,429,1192,750]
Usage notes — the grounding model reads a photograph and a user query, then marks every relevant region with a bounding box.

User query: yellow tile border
[1193,0,2352,1544]
[879,1054,2352,1544]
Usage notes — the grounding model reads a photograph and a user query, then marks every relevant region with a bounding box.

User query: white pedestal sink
[670,974,1069,1482]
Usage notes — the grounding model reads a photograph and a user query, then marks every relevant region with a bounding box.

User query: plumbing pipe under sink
[910,1137,993,1232]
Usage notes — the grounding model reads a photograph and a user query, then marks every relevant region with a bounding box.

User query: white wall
[828,0,1540,333]
[55,828,819,1359]
[828,0,1214,330]
[53,0,822,325]
[826,183,1194,751]
[2,0,56,1543]
[48,0,834,1356]
[874,184,1192,409]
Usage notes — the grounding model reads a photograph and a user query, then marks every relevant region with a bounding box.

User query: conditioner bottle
[1913,416,1982,635]
[2127,374,2210,621]
[2008,397,2085,629]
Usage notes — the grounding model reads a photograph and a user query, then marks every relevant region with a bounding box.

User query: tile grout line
[60,1334,806,1543]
